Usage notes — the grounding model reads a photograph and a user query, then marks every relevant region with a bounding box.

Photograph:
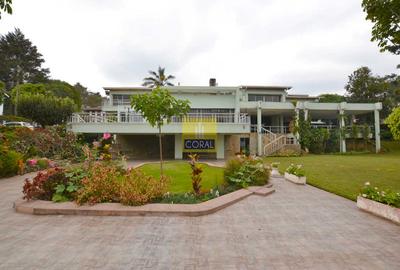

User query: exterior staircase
[261,127,298,156]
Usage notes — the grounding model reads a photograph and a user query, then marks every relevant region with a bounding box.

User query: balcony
[68,112,250,134]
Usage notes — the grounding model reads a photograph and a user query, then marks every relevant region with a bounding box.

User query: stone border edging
[14,184,274,217]
[357,196,400,225]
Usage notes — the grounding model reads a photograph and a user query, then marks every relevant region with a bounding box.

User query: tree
[345,66,400,117]
[0,80,5,105]
[0,0,12,19]
[362,0,400,54]
[74,82,102,108]
[44,80,82,108]
[0,28,49,90]
[131,87,190,174]
[17,94,76,126]
[142,66,175,88]
[385,107,400,140]
[318,94,346,103]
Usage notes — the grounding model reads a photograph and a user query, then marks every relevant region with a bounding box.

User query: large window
[248,94,281,102]
[189,108,234,114]
[112,94,131,106]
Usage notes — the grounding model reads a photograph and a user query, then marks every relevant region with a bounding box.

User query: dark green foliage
[0,28,49,91]
[0,0,12,19]
[142,66,175,87]
[345,67,400,117]
[362,0,400,54]
[16,94,75,126]
[74,82,102,108]
[318,94,345,103]
[0,114,31,123]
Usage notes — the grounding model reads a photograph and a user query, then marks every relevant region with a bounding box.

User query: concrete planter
[357,196,400,225]
[284,172,306,185]
[271,168,280,176]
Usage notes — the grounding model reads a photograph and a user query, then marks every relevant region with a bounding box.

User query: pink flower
[103,133,111,140]
[27,159,37,166]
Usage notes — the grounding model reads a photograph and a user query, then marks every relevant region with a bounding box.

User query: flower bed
[357,182,400,224]
[284,164,306,184]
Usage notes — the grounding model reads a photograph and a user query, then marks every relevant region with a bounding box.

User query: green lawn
[264,141,400,201]
[139,161,225,193]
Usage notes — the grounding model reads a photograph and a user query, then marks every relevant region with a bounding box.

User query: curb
[14,185,275,217]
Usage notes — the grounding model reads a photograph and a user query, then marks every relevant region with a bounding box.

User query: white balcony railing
[69,112,250,124]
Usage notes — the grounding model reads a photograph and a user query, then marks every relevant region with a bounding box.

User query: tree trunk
[158,125,163,176]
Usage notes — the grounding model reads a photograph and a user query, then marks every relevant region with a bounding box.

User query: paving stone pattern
[0,173,399,269]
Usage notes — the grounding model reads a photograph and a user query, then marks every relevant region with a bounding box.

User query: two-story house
[68,79,382,159]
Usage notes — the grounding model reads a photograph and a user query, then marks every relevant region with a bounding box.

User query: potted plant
[357,182,400,224]
[271,162,280,176]
[284,164,306,184]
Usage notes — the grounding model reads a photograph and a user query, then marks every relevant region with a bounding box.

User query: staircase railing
[264,134,297,156]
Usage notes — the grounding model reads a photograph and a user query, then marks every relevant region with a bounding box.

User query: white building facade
[68,82,382,159]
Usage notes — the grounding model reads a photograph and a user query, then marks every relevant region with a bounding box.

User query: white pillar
[304,109,309,121]
[174,134,183,159]
[295,108,300,140]
[339,110,346,153]
[257,102,262,156]
[216,134,225,159]
[280,115,284,133]
[374,109,381,153]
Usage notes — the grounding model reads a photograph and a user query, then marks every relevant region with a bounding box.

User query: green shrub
[0,115,32,123]
[119,169,169,206]
[285,164,305,177]
[37,158,49,169]
[224,155,270,188]
[0,146,23,177]
[361,182,400,208]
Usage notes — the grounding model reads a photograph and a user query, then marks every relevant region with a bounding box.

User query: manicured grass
[139,161,225,193]
[265,141,400,201]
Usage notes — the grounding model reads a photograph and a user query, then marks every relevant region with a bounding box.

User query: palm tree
[142,66,175,88]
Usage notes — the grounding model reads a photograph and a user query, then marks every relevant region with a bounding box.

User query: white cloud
[0,0,398,96]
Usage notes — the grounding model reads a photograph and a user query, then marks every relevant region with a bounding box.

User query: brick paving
[0,173,399,269]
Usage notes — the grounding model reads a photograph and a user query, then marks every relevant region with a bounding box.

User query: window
[112,94,131,106]
[248,94,281,102]
[189,108,234,114]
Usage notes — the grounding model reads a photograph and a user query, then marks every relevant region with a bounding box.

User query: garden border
[357,196,400,225]
[14,184,274,217]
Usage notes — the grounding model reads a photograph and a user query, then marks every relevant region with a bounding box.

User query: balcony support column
[216,134,225,159]
[339,109,346,153]
[174,134,183,159]
[374,109,381,153]
[257,102,262,156]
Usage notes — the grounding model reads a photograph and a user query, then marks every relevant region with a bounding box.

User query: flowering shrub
[24,158,56,173]
[224,155,270,187]
[119,169,169,206]
[75,162,168,206]
[285,164,305,177]
[75,163,122,205]
[360,182,400,208]
[23,167,68,200]
[10,125,83,160]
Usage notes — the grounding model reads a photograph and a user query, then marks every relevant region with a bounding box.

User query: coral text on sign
[184,139,215,150]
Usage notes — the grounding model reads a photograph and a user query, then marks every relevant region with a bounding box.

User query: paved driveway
[0,173,399,270]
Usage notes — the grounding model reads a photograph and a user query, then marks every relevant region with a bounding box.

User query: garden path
[0,173,399,269]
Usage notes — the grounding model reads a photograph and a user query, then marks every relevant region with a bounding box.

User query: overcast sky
[0,0,399,96]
